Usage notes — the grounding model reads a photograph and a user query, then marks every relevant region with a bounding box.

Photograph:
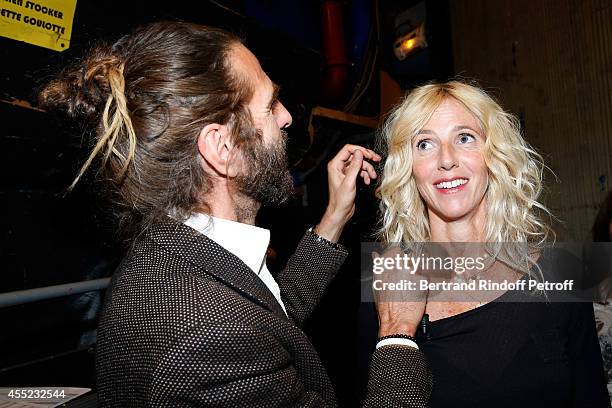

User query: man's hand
[373,246,428,338]
[314,144,381,243]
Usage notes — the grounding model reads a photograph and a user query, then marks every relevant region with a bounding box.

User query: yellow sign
[0,0,77,52]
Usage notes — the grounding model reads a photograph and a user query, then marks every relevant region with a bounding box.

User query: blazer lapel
[145,216,288,320]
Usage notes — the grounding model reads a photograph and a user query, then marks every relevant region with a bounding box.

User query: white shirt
[183,213,287,315]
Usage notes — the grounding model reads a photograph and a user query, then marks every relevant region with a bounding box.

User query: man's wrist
[314,209,347,243]
[378,323,419,338]
[308,226,344,251]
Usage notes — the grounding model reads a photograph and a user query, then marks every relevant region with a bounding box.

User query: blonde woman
[375,81,608,407]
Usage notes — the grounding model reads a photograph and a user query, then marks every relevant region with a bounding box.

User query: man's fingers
[330,144,381,172]
[350,146,380,162]
[361,161,378,179]
[345,150,363,183]
[360,170,371,185]
[338,144,379,160]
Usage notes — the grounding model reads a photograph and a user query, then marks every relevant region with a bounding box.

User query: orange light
[401,38,416,50]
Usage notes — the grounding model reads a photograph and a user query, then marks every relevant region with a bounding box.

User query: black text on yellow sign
[0,0,77,52]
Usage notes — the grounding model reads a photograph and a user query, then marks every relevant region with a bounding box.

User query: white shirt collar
[183,212,270,275]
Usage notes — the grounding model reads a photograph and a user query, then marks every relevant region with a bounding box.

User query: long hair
[377,80,554,272]
[39,22,258,241]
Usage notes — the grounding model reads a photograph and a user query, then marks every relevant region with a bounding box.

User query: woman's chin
[430,207,476,223]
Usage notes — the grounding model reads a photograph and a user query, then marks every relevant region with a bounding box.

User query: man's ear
[197,123,238,177]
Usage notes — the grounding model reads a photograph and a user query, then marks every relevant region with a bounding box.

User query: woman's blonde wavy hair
[377,80,554,272]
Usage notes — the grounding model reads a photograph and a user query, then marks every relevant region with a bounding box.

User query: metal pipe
[321,0,350,104]
[0,278,110,308]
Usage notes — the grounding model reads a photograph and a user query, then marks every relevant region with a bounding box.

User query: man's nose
[276,101,292,129]
[438,143,458,171]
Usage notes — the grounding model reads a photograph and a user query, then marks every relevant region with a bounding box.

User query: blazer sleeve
[149,322,432,408]
[149,321,332,407]
[568,302,610,407]
[363,345,433,408]
[276,230,348,326]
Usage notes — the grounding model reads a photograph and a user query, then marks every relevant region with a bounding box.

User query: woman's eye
[458,133,476,144]
[416,140,433,150]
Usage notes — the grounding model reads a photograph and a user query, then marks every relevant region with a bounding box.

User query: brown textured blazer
[96,216,432,407]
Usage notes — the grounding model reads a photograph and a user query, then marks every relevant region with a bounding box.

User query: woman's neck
[428,207,487,242]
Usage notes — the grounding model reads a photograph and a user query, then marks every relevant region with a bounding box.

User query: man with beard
[40,22,431,407]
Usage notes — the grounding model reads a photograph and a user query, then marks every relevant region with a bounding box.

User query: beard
[234,129,294,206]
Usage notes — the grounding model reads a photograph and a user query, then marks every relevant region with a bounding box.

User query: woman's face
[412,98,488,223]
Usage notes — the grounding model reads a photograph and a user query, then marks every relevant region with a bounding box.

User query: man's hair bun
[39,44,121,119]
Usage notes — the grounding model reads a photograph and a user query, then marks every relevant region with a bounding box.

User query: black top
[415,251,610,408]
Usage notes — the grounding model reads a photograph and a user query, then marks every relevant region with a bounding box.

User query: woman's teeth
[436,179,468,189]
